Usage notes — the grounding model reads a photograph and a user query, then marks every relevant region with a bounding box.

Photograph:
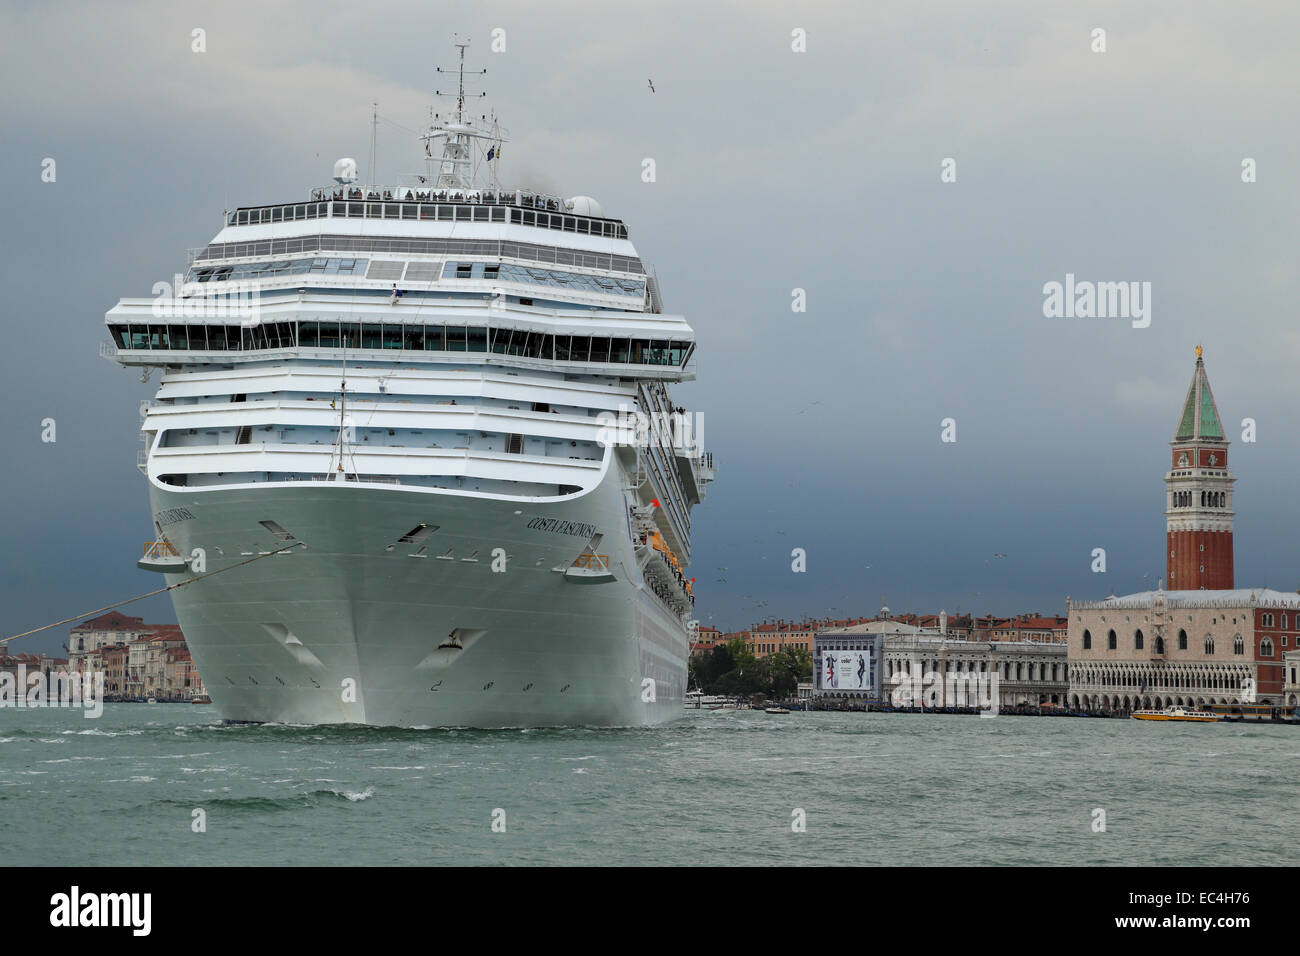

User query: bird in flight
[648,79,655,93]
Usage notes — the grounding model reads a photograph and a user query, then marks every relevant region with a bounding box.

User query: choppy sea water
[1,704,1295,866]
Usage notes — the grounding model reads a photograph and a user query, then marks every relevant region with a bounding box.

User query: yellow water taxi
[1131,706,1219,722]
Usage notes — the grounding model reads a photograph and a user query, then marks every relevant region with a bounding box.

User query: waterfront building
[815,620,1069,706]
[1281,649,1299,709]
[68,611,149,674]
[1068,349,1292,713]
[1068,588,1296,711]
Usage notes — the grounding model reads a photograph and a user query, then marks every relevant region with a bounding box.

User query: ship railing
[571,553,611,571]
[99,340,119,361]
[142,540,180,559]
[307,185,569,213]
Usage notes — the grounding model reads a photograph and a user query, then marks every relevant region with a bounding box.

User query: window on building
[1107,630,1117,650]
[1233,634,1244,655]
[1261,639,1275,657]
[1205,636,1215,654]
[1178,629,1188,650]
[1134,629,1144,650]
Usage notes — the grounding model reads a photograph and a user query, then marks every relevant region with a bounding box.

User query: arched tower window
[1233,634,1244,655]
[1178,629,1187,650]
[1134,629,1144,650]
[1082,629,1092,650]
[1261,638,1275,657]
[1205,636,1215,654]
[1155,636,1165,655]
[1107,630,1117,650]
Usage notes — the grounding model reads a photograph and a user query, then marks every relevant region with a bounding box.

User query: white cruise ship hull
[149,462,689,728]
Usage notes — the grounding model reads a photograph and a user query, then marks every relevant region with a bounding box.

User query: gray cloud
[3,1,1299,652]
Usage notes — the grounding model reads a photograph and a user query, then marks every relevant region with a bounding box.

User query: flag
[487,146,495,162]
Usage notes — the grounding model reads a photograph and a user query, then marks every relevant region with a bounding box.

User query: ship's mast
[420,38,504,190]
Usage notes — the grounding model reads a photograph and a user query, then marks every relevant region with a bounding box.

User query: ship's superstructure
[103,46,713,727]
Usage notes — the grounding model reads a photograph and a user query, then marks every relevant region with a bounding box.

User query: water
[1,704,1295,865]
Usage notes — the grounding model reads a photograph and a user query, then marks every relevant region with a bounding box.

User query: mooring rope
[1,542,305,647]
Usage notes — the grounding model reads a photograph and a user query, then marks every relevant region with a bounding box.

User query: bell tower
[1165,346,1234,590]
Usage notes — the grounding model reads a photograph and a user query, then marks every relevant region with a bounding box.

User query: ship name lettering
[525,516,597,538]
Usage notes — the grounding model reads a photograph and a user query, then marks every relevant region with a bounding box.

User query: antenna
[422,37,500,190]
[368,102,378,185]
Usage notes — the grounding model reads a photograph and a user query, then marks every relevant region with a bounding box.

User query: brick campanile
[1165,347,1234,590]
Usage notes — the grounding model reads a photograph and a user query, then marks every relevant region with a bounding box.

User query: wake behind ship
[102,46,713,727]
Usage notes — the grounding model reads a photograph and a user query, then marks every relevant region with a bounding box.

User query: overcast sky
[4,0,1300,653]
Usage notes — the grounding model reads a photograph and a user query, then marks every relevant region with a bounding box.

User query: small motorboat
[764,706,791,715]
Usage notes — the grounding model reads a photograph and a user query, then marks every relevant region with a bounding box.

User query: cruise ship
[102,48,713,727]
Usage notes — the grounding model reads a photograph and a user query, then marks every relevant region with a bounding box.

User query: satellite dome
[333,158,358,184]
[567,195,604,218]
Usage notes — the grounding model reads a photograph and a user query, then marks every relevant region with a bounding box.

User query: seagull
[648,79,655,93]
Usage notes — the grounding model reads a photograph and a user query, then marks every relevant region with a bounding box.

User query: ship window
[483,264,500,279]
[298,322,318,347]
[383,204,400,219]
[318,322,340,348]
[455,207,472,221]
[466,328,487,352]
[570,336,591,361]
[491,328,510,354]
[425,325,445,351]
[383,325,403,349]
[446,326,467,351]
[208,326,228,349]
[473,207,490,221]
[518,297,533,306]
[456,263,473,279]
[523,211,535,226]
[491,208,506,222]
[588,337,609,362]
[401,204,417,220]
[361,324,382,349]
[510,209,522,224]
[554,335,571,361]
[149,325,168,349]
[403,327,425,351]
